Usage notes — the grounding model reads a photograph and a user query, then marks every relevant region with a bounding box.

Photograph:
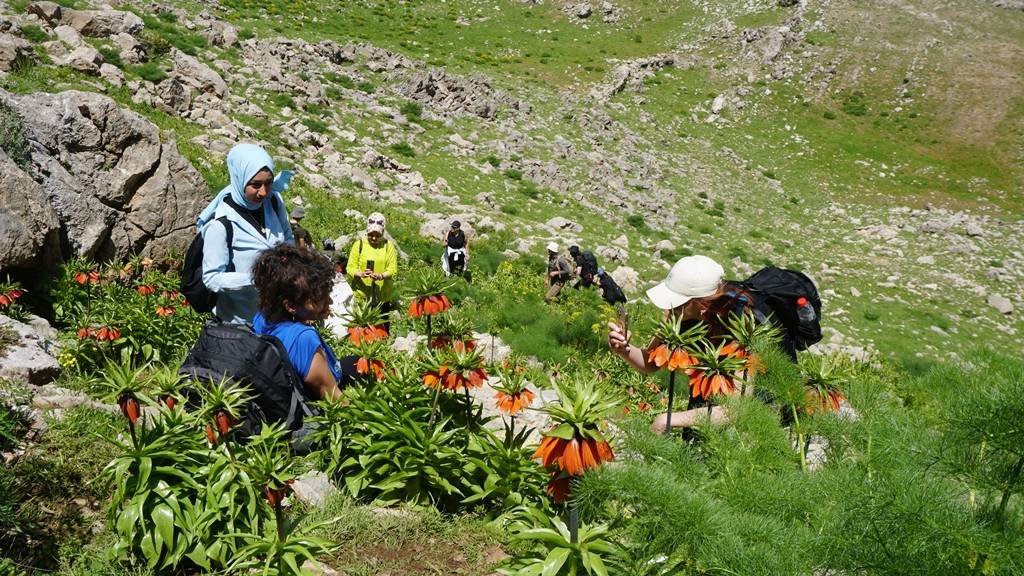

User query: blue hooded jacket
[199,144,294,324]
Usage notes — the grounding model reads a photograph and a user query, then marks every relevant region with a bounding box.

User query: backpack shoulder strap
[217,216,235,273]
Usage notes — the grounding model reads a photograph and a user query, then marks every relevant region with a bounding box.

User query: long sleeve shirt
[201,196,293,324]
[346,237,398,304]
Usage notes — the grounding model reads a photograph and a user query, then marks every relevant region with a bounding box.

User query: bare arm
[305,349,341,401]
[607,321,660,374]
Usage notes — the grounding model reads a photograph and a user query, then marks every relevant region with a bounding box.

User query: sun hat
[367,212,386,227]
[290,206,305,219]
[451,220,461,228]
[367,222,384,235]
[645,255,724,310]
[546,241,559,253]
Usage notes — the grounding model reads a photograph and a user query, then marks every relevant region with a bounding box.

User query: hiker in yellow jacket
[346,212,398,310]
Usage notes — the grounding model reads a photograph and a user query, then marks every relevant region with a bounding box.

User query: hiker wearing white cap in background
[607,255,758,432]
[289,205,314,250]
[544,242,573,303]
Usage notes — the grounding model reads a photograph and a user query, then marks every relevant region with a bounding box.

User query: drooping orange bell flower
[155,305,175,317]
[356,357,386,380]
[533,433,613,476]
[118,394,141,425]
[214,410,234,436]
[546,473,571,504]
[347,325,388,345]
[137,285,155,296]
[495,388,535,415]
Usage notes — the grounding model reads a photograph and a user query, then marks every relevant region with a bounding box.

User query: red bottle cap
[797,297,808,306]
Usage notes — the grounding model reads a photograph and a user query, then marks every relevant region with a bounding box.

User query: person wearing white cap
[544,242,573,303]
[607,255,756,431]
[346,212,398,322]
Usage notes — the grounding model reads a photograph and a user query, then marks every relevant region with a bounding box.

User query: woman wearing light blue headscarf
[198,143,295,324]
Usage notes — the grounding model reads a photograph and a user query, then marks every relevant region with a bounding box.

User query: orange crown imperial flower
[408,293,451,318]
[495,388,536,415]
[137,285,155,296]
[347,324,388,345]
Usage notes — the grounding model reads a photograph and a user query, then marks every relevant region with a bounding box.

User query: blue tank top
[253,312,341,383]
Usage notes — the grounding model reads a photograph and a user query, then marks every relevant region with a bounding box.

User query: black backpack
[181,217,233,314]
[738,266,822,359]
[580,251,599,277]
[179,322,316,448]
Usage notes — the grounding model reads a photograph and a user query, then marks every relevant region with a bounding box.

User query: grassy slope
[4,0,1021,363]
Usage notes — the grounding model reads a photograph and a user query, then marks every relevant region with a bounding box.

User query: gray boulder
[27,1,62,23]
[0,89,209,264]
[987,294,1014,315]
[0,33,33,72]
[0,151,60,270]
[59,44,103,74]
[172,49,228,98]
[610,266,639,294]
[0,315,60,386]
[61,7,144,37]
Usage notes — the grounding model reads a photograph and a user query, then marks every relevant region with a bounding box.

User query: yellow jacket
[346,237,398,303]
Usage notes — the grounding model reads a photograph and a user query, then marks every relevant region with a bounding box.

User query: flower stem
[792,406,807,472]
[428,381,442,429]
[274,499,285,542]
[664,370,676,435]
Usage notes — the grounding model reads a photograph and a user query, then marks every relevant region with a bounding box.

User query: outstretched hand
[607,321,630,354]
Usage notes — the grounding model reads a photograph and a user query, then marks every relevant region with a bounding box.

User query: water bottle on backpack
[796,297,816,323]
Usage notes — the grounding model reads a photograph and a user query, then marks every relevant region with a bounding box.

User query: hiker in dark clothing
[569,245,599,289]
[596,268,626,305]
[289,206,314,250]
[443,220,469,276]
[545,242,573,303]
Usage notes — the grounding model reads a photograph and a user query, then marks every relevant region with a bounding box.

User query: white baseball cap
[546,241,559,253]
[645,255,724,310]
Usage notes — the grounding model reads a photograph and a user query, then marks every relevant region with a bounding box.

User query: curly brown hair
[252,244,335,323]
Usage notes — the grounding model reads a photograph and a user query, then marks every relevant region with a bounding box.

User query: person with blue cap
[197,143,295,324]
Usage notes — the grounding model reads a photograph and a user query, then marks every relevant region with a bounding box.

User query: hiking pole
[664,370,676,435]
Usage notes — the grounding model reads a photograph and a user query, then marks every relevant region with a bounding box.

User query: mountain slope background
[4,0,1023,362]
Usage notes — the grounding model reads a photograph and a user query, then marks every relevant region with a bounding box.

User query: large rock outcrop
[0,150,60,270]
[28,2,144,37]
[0,89,209,269]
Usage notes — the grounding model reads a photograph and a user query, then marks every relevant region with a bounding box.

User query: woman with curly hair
[251,244,355,400]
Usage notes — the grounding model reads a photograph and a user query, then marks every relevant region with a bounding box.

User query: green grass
[303,495,506,576]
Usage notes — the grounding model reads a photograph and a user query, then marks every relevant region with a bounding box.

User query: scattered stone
[290,471,337,507]
[987,294,1013,315]
[545,216,583,233]
[172,49,228,98]
[916,255,935,265]
[61,7,144,37]
[0,315,59,386]
[448,133,475,149]
[596,245,628,264]
[112,32,144,64]
[59,44,103,74]
[610,266,639,294]
[98,63,124,87]
[53,24,83,48]
[0,33,34,72]
[965,222,984,237]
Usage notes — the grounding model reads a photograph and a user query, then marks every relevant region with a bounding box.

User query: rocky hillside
[0,0,1021,362]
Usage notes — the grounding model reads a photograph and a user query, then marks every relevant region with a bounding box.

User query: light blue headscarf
[196,143,294,227]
